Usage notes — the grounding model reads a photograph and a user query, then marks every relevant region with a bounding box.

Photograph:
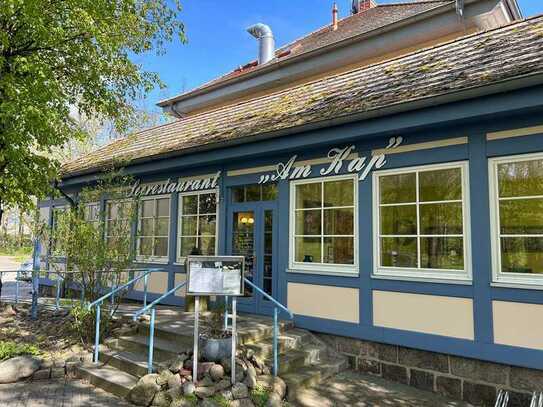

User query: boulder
[231,383,249,399]
[230,398,255,407]
[170,397,193,407]
[168,354,188,373]
[195,385,215,399]
[151,390,172,407]
[209,364,225,381]
[244,365,257,388]
[214,378,231,392]
[266,392,282,407]
[0,356,41,383]
[220,357,231,373]
[167,373,182,390]
[127,383,160,406]
[257,375,286,399]
[183,381,195,396]
[157,369,173,386]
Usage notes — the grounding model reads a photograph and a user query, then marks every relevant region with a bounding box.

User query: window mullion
[416,171,421,269]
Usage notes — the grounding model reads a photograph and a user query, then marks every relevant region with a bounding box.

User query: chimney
[352,0,377,14]
[332,3,339,30]
[247,23,275,65]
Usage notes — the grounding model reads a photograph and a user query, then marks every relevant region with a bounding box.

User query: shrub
[250,384,270,407]
[70,303,113,346]
[0,341,40,361]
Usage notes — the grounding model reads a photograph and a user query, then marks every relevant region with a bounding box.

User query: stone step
[243,329,313,358]
[105,334,189,362]
[282,356,349,401]
[76,362,138,399]
[98,346,156,378]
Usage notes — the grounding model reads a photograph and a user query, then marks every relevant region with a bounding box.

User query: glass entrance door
[228,203,277,315]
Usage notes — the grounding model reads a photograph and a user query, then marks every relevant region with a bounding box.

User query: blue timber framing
[37,84,543,371]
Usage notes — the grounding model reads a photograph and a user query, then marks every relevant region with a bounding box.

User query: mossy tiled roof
[62,15,543,177]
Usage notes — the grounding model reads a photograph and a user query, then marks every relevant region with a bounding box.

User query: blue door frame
[226,200,278,316]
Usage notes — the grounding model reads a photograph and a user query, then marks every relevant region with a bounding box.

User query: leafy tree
[0,0,186,221]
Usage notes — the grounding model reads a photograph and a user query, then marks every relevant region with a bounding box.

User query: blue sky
[137,0,543,112]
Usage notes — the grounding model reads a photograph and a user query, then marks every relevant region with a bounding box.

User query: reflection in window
[137,197,170,259]
[50,206,67,255]
[376,164,468,274]
[178,192,218,259]
[232,183,277,202]
[493,155,543,277]
[293,177,355,267]
[106,200,133,249]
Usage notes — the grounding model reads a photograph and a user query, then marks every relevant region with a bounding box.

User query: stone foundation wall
[316,333,543,407]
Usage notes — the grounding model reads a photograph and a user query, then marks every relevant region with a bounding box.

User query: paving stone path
[293,370,473,406]
[0,378,132,407]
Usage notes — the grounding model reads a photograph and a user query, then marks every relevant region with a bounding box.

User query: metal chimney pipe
[247,23,275,65]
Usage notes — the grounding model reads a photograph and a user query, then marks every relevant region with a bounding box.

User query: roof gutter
[157,0,462,108]
[63,72,543,182]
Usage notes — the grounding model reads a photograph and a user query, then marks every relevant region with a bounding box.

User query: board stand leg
[193,296,199,384]
[231,297,237,384]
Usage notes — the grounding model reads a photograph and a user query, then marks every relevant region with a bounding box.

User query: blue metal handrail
[88,268,162,364]
[132,279,188,373]
[227,278,293,377]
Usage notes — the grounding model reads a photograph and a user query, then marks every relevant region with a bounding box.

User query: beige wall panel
[486,125,543,140]
[493,301,543,350]
[174,273,187,297]
[134,271,169,294]
[287,283,359,323]
[373,291,474,340]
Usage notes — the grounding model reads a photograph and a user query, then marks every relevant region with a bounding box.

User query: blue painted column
[468,133,494,346]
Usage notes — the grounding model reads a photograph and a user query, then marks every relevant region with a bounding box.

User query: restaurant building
[38,0,543,401]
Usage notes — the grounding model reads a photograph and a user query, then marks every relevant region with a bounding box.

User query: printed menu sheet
[188,259,243,295]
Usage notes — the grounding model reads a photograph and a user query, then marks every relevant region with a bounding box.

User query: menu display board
[186,256,245,296]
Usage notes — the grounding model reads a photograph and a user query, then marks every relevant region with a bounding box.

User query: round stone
[209,364,225,381]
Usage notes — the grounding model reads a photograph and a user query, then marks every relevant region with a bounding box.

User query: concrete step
[98,346,155,378]
[76,362,138,399]
[282,356,349,401]
[136,317,294,346]
[105,334,189,362]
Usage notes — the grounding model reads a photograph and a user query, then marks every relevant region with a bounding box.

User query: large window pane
[139,238,153,256]
[323,237,354,264]
[501,237,543,274]
[246,185,261,201]
[142,200,154,217]
[180,237,197,257]
[324,180,353,207]
[232,187,245,203]
[499,199,543,235]
[296,183,322,209]
[324,208,354,235]
[154,238,168,257]
[380,173,416,204]
[419,168,462,202]
[498,159,543,198]
[199,193,216,214]
[262,183,278,201]
[295,237,321,263]
[199,237,216,255]
[380,237,418,268]
[295,210,321,235]
[157,199,170,216]
[420,203,463,235]
[420,237,464,270]
[181,216,197,235]
[199,215,217,235]
[141,219,154,236]
[380,205,417,235]
[182,195,198,215]
[156,219,169,236]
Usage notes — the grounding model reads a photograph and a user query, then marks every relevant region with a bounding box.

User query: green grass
[0,341,40,361]
[250,384,271,407]
[0,246,32,262]
[210,394,231,407]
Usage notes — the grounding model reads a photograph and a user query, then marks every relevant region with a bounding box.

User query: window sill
[287,268,359,277]
[491,280,543,291]
[134,257,169,265]
[372,270,472,285]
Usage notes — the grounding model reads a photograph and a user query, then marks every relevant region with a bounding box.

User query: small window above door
[231,183,277,203]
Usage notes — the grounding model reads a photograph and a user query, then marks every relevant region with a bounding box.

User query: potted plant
[199,305,231,362]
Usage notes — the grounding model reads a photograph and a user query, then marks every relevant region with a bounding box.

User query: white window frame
[289,173,359,276]
[372,161,472,283]
[84,202,101,225]
[136,194,171,264]
[489,152,543,288]
[104,198,133,245]
[176,189,219,262]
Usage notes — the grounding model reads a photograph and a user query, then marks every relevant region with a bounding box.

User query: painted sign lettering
[258,137,403,184]
[129,171,221,197]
